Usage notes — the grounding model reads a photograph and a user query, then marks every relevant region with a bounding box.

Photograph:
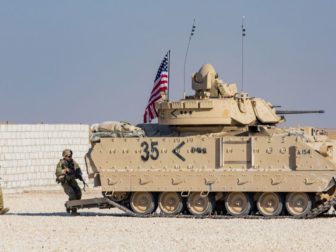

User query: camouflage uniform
[0,185,3,209]
[0,184,9,215]
[55,149,84,215]
[56,150,82,214]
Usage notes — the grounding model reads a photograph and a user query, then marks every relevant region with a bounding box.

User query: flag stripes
[144,52,169,123]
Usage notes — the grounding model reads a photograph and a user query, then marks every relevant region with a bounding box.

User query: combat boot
[0,207,9,215]
[70,208,80,216]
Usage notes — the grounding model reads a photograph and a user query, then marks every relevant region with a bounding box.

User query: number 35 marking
[141,141,159,161]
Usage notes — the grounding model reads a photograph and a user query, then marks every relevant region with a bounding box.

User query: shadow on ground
[7,212,128,217]
[6,212,336,219]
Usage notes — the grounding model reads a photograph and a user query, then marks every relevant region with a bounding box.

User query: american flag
[143,51,170,123]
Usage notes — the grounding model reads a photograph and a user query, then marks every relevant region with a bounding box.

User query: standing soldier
[0,182,9,215]
[55,149,83,215]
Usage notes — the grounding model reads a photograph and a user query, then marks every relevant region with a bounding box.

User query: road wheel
[103,192,130,202]
[257,192,283,216]
[225,192,252,216]
[187,192,215,216]
[158,192,184,215]
[130,192,156,215]
[285,192,312,217]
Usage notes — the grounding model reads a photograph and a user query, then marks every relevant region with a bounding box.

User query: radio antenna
[241,16,246,91]
[183,18,196,99]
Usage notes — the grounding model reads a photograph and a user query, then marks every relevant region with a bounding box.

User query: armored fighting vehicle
[80,64,336,218]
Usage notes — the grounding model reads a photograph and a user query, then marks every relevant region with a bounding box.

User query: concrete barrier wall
[0,124,90,192]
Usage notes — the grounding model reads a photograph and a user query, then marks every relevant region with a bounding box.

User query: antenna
[241,16,246,91]
[183,18,196,99]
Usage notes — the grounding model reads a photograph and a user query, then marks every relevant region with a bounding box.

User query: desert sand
[1,190,336,252]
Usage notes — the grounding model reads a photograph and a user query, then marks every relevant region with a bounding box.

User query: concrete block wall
[0,124,90,192]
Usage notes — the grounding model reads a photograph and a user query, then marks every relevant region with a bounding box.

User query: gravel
[1,190,336,252]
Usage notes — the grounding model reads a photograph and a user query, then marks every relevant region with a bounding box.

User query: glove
[56,175,65,184]
[62,168,71,174]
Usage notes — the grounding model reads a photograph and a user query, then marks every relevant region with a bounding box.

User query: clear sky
[0,0,335,127]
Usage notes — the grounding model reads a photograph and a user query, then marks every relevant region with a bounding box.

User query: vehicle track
[71,195,336,219]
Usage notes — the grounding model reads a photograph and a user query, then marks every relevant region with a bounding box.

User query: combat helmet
[62,149,73,157]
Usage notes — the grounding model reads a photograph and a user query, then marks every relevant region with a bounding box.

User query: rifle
[75,168,89,191]
[78,174,89,192]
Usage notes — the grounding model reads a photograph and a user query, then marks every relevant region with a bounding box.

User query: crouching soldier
[0,183,9,215]
[56,149,83,215]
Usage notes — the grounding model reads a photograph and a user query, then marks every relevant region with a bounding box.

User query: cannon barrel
[276,110,325,115]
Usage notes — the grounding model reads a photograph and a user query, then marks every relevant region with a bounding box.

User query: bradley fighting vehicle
[76,64,336,218]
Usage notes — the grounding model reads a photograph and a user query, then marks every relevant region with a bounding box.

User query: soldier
[55,149,83,215]
[0,182,9,215]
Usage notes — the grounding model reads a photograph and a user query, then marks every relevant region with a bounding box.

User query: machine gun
[276,110,325,115]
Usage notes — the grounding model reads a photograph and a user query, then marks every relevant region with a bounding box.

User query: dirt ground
[326,129,336,140]
[1,190,336,252]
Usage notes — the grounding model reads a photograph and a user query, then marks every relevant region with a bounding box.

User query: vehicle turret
[157,64,283,127]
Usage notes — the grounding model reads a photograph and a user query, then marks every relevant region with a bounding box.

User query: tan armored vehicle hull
[83,64,334,217]
[88,134,335,193]
[86,125,336,217]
